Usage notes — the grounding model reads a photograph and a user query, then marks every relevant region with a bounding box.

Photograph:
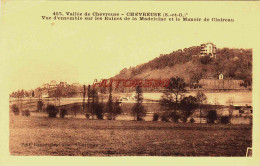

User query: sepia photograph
[1,0,260,165]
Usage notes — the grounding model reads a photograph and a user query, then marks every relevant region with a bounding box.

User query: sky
[1,1,260,93]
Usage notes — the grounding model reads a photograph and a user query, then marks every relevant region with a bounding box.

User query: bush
[85,113,90,119]
[220,116,231,124]
[207,110,217,124]
[137,117,143,121]
[60,108,68,118]
[46,105,58,118]
[160,113,170,122]
[11,104,19,115]
[189,118,195,123]
[169,112,180,122]
[21,110,30,116]
[153,113,160,121]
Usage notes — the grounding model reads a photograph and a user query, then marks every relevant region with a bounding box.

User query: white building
[200,42,217,58]
[41,91,49,98]
[219,74,224,80]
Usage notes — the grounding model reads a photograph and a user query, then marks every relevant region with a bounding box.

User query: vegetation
[153,113,160,121]
[160,76,186,122]
[189,118,195,123]
[9,47,252,98]
[106,86,114,120]
[21,110,30,116]
[196,91,207,123]
[37,100,44,112]
[207,110,218,124]
[94,103,104,120]
[10,116,252,156]
[179,96,198,123]
[114,47,252,89]
[60,108,68,118]
[131,86,146,121]
[226,97,234,121]
[46,105,58,118]
[11,104,19,115]
[220,116,231,124]
[71,103,81,117]
[106,87,122,120]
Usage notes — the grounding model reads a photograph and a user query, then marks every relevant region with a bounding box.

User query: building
[41,91,49,98]
[219,74,224,80]
[200,42,217,58]
[59,82,68,87]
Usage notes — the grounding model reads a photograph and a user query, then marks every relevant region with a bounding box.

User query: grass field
[9,114,252,156]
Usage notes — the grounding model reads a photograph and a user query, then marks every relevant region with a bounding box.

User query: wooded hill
[113,46,252,87]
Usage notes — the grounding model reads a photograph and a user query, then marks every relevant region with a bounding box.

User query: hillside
[113,46,252,87]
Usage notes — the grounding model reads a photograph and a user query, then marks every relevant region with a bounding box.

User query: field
[9,114,252,156]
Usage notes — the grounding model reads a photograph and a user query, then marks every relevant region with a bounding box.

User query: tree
[86,85,91,119]
[82,85,86,114]
[105,87,122,120]
[207,110,217,124]
[89,87,99,119]
[53,85,63,113]
[18,89,24,113]
[131,86,146,121]
[113,99,122,119]
[196,91,207,123]
[87,86,104,120]
[94,103,104,120]
[180,96,198,123]
[37,100,44,112]
[106,86,114,120]
[226,97,234,122]
[71,103,80,117]
[160,76,186,122]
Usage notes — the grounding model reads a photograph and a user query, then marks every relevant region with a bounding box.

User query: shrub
[85,113,90,119]
[160,113,170,122]
[207,110,217,124]
[46,105,58,118]
[169,112,180,122]
[60,108,67,118]
[153,113,160,121]
[220,116,231,124]
[21,110,30,116]
[11,104,19,115]
[137,117,143,121]
[189,118,195,123]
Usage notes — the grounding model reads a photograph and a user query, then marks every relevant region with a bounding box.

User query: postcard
[1,0,260,165]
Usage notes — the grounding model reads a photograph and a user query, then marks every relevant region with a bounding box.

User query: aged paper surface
[0,0,260,165]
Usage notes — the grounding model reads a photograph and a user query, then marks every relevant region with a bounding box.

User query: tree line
[11,76,238,124]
